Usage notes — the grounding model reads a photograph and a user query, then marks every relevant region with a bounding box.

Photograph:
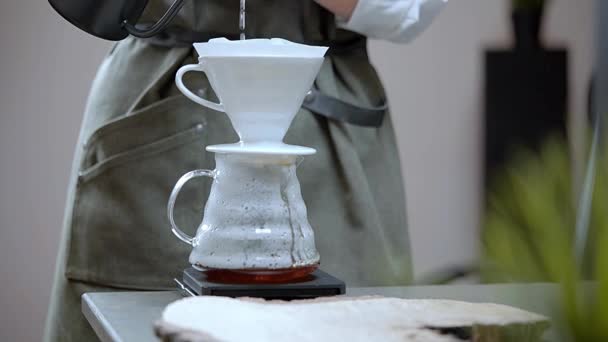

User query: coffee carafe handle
[167,169,216,246]
[176,63,225,112]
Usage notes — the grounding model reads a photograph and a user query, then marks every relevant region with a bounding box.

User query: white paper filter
[194,38,328,58]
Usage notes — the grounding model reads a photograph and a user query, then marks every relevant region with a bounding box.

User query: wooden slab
[155,296,549,341]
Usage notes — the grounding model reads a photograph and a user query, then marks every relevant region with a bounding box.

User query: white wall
[369,0,595,280]
[0,0,594,341]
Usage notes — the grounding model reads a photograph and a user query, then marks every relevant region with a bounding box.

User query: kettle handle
[167,169,216,246]
[122,0,186,38]
[176,63,225,112]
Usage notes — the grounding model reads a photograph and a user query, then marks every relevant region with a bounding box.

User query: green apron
[44,1,411,340]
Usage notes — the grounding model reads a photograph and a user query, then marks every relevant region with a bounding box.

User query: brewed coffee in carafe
[169,153,320,283]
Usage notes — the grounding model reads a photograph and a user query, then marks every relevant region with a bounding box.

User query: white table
[82,283,565,341]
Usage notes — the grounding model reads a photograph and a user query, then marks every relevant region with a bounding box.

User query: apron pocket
[78,124,204,182]
[65,96,212,290]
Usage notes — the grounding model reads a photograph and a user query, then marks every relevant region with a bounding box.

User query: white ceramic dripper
[176,38,328,145]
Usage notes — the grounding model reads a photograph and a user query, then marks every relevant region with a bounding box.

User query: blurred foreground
[483,133,608,341]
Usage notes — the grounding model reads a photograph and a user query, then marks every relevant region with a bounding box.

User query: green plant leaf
[482,133,608,340]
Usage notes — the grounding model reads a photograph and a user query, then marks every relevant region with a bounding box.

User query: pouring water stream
[240,0,246,40]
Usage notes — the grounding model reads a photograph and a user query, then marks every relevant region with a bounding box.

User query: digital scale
[175,267,345,300]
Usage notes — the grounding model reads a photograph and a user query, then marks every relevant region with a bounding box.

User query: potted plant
[512,0,546,49]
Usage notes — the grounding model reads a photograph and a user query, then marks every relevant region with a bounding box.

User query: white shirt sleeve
[336,0,448,44]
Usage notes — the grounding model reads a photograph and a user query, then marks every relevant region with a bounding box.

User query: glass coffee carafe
[168,153,319,283]
[168,38,328,283]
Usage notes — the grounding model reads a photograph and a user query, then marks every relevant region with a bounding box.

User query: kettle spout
[123,0,186,38]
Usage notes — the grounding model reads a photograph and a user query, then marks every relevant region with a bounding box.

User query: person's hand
[314,0,358,20]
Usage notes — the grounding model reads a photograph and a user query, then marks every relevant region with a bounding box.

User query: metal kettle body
[48,0,186,40]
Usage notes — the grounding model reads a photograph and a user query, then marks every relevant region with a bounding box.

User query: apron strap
[141,28,386,127]
[302,87,386,127]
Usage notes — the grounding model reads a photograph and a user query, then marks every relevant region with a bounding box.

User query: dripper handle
[167,169,216,246]
[175,63,225,112]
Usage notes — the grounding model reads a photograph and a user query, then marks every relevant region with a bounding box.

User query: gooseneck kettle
[48,0,186,40]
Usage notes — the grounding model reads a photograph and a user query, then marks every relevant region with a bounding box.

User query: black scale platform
[177,267,346,300]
